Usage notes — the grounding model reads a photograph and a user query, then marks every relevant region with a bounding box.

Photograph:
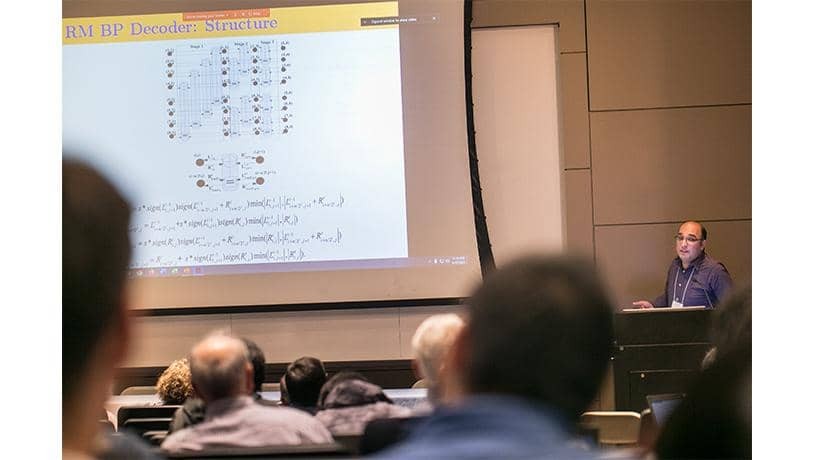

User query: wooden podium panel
[613,308,712,411]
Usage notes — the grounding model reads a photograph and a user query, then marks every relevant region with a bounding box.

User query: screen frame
[63,0,491,316]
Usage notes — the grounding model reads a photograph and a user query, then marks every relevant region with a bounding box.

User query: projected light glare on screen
[63,0,480,309]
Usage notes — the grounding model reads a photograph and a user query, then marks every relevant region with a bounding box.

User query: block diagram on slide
[165,39,294,141]
[188,150,275,191]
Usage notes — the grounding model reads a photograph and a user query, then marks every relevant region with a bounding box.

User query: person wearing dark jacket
[315,372,411,436]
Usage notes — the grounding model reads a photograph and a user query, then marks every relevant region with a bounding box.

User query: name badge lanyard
[672,266,696,306]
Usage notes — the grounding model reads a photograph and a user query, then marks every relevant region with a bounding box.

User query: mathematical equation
[131,214,300,234]
[132,228,341,267]
[137,248,309,267]
[128,192,347,268]
[132,193,345,216]
[135,229,342,247]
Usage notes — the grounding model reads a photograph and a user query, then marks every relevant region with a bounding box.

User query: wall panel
[591,105,751,225]
[561,53,590,169]
[230,308,402,362]
[564,169,594,257]
[124,314,231,367]
[586,0,751,110]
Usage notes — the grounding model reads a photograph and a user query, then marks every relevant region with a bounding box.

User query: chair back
[163,442,350,458]
[332,434,362,455]
[261,382,281,392]
[98,419,114,433]
[142,430,168,446]
[117,405,180,431]
[120,417,172,438]
[410,379,427,389]
[579,411,641,446]
[120,385,157,395]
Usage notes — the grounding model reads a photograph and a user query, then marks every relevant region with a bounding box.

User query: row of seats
[113,406,364,454]
[120,383,282,396]
[580,411,642,445]
[112,403,646,452]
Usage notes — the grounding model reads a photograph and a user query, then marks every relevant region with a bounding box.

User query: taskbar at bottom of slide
[128,255,469,278]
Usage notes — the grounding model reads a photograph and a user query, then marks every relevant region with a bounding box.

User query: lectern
[612,307,712,411]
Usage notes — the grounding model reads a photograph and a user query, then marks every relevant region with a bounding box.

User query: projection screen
[63,0,481,311]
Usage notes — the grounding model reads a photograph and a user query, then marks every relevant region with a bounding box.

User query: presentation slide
[63,0,480,310]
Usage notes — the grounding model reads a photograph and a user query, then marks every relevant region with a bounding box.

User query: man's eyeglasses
[674,235,701,243]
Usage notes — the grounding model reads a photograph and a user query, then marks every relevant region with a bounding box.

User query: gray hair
[411,314,464,392]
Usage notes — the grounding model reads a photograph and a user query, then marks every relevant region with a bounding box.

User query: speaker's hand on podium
[632,300,654,309]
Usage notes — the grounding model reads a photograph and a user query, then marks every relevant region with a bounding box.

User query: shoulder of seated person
[260,404,318,417]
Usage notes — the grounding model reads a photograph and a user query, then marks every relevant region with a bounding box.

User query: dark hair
[279,375,290,405]
[317,371,366,409]
[712,286,751,349]
[63,159,131,406]
[707,286,751,365]
[318,373,391,410]
[241,338,266,393]
[465,255,614,422]
[285,356,328,408]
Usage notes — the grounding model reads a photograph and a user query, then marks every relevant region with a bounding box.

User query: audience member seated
[168,395,206,435]
[156,358,193,405]
[282,356,328,414]
[95,431,159,460]
[168,336,273,433]
[315,372,412,436]
[701,286,751,369]
[375,255,615,459]
[243,337,277,406]
[653,288,751,459]
[410,313,464,410]
[360,415,427,456]
[161,332,333,454]
[358,314,464,454]
[63,159,158,459]
[654,343,751,459]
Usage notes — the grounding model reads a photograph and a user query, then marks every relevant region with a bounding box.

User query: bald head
[189,333,253,403]
[679,221,707,241]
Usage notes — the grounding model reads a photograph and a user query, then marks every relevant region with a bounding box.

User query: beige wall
[124,305,464,367]
[475,0,751,304]
[123,2,751,411]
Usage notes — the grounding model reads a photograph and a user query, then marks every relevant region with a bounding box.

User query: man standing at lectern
[633,221,733,309]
